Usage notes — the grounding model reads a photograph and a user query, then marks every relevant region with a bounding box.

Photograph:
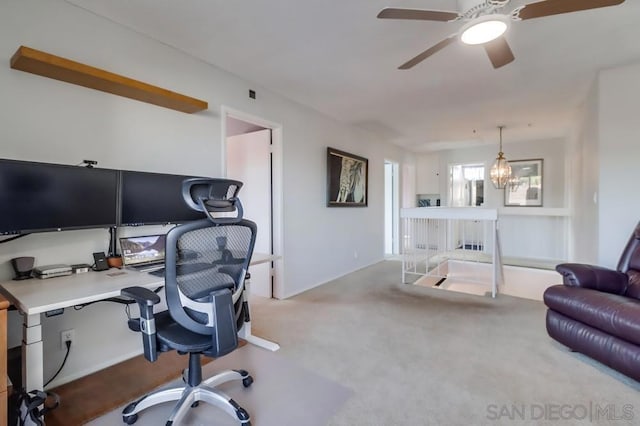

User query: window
[449,163,484,207]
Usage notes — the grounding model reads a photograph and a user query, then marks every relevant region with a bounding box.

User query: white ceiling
[65,0,640,151]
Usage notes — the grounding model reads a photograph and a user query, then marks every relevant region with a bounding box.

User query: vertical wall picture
[505,159,543,207]
[326,147,368,207]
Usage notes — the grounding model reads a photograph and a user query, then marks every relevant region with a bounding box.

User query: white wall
[597,62,640,268]
[0,0,410,386]
[384,163,393,254]
[571,80,599,263]
[434,138,567,209]
[411,140,569,262]
[402,163,416,208]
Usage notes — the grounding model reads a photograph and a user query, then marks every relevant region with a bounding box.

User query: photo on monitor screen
[120,234,166,267]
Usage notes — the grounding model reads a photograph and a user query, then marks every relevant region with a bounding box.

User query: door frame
[221,106,285,299]
[384,160,400,256]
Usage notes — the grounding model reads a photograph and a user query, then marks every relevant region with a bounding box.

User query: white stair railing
[400,207,503,297]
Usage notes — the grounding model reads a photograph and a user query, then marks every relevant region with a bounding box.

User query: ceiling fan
[377,0,625,69]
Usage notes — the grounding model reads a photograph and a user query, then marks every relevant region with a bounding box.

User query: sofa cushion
[546,310,640,382]
[544,285,640,346]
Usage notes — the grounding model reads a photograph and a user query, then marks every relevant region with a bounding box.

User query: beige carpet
[91,260,639,425]
[249,261,639,425]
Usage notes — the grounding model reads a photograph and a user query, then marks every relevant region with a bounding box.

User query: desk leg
[238,320,280,352]
[238,277,280,352]
[22,313,44,391]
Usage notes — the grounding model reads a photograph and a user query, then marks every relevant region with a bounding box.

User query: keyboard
[148,263,214,277]
[128,263,164,273]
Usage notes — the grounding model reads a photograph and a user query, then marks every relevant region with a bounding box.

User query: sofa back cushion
[618,221,640,300]
[627,243,640,271]
[617,221,640,273]
[625,270,640,299]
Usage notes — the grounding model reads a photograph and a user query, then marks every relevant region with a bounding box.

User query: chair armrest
[555,263,628,295]
[209,287,238,357]
[121,286,161,306]
[121,286,161,362]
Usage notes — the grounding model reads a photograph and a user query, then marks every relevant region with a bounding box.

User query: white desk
[0,253,279,391]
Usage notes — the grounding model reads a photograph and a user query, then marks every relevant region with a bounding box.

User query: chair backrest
[617,221,640,298]
[163,179,257,356]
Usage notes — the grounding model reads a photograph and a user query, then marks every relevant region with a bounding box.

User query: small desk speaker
[11,256,34,280]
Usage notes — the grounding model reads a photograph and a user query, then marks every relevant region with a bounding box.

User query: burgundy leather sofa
[543,222,640,382]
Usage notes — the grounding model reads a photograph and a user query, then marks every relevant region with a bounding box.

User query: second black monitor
[120,170,206,226]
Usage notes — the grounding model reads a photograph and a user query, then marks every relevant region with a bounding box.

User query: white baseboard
[280,259,383,299]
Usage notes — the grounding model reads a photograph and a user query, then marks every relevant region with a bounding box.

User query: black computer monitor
[0,159,119,235]
[119,170,205,226]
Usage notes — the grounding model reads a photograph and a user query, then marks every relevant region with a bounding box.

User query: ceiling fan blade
[399,36,457,70]
[518,0,625,20]
[484,36,515,69]
[377,8,459,22]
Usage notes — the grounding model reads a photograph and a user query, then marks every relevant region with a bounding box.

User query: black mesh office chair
[121,178,256,425]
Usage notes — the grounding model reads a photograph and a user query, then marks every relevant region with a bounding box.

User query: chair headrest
[182,178,244,224]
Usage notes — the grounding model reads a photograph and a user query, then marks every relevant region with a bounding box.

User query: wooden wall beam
[10,46,208,114]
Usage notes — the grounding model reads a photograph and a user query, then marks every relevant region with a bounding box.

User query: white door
[226,129,272,298]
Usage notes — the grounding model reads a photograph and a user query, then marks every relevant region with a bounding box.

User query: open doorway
[385,160,400,256]
[222,107,284,299]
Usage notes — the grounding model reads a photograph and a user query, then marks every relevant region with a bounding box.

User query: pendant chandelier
[489,125,511,189]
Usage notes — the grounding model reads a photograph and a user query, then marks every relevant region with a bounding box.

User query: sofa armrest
[555,263,628,295]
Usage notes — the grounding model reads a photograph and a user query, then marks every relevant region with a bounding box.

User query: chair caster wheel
[236,406,250,422]
[122,401,138,424]
[123,414,138,425]
[242,375,254,387]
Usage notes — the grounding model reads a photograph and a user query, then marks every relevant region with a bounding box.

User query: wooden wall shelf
[10,46,208,114]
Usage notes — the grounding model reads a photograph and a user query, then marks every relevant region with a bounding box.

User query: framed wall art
[326,147,368,207]
[505,159,543,207]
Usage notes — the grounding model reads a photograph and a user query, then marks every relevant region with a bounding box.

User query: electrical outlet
[60,329,75,349]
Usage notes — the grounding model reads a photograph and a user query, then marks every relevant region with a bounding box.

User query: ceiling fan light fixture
[460,15,509,45]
